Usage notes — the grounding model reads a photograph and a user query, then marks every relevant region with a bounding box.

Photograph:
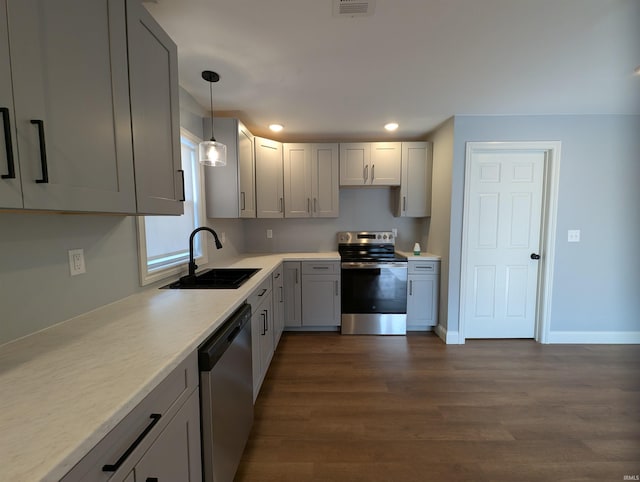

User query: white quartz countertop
[0,252,339,482]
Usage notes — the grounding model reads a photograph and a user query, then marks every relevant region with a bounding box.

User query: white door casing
[460,142,561,342]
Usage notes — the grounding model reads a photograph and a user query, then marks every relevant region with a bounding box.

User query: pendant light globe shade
[199,139,227,167]
[199,69,227,166]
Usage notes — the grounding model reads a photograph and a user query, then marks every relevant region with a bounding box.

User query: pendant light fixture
[198,70,227,166]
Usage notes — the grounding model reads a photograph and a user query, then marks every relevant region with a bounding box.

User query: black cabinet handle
[530,253,541,260]
[1,108,15,179]
[178,169,185,201]
[146,478,159,482]
[261,311,266,335]
[30,119,48,183]
[258,288,267,297]
[102,414,161,472]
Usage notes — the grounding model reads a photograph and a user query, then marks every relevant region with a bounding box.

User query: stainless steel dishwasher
[199,303,253,482]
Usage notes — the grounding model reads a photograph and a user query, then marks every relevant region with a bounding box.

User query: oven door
[341,262,407,335]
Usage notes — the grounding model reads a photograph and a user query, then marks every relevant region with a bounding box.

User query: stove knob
[377,234,381,239]
[383,234,387,239]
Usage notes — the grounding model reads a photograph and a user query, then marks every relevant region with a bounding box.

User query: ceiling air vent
[333,0,377,17]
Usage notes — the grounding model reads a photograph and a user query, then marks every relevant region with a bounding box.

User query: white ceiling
[145,0,640,141]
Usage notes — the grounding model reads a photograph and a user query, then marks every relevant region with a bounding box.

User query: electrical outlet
[68,249,86,276]
[266,229,273,239]
[392,228,398,237]
[567,229,581,243]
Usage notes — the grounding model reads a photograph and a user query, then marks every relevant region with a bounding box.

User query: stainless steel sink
[162,268,260,289]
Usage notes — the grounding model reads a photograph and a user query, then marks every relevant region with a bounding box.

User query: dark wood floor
[236,333,640,482]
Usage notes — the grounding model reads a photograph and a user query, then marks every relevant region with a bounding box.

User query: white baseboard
[434,324,462,344]
[547,331,640,344]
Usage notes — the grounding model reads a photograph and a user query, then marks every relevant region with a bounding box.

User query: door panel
[339,143,369,185]
[464,150,544,338]
[255,137,283,218]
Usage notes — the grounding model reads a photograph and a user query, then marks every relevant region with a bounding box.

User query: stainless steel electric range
[338,231,408,335]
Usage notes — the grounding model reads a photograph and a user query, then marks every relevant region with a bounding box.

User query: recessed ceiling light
[384,122,399,132]
[269,124,284,132]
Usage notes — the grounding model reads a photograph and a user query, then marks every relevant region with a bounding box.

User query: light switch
[567,229,581,243]
[266,229,273,239]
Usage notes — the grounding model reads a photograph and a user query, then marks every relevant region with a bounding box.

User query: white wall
[0,213,142,344]
[446,114,640,338]
[426,118,454,331]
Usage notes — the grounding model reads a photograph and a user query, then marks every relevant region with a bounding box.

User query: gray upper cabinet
[4,0,136,212]
[205,118,256,218]
[311,143,339,217]
[340,142,401,186]
[1,0,181,215]
[237,123,257,218]
[395,142,432,217]
[283,143,312,218]
[283,143,339,218]
[339,142,370,186]
[0,1,20,209]
[370,142,401,186]
[127,0,183,215]
[255,136,284,218]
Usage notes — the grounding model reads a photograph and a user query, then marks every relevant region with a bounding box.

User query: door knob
[530,253,541,260]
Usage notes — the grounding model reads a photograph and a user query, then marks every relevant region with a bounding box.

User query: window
[137,128,208,285]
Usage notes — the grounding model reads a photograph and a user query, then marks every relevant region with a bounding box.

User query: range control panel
[337,231,395,245]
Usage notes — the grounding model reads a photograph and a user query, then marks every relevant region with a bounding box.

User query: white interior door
[462,148,545,338]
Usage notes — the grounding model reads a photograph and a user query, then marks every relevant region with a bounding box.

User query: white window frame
[136,128,208,286]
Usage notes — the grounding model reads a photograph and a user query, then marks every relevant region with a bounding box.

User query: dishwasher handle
[198,303,251,371]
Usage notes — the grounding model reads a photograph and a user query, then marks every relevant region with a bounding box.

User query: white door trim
[459,141,561,343]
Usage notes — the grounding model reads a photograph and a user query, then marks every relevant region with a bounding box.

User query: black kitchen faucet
[185,227,223,280]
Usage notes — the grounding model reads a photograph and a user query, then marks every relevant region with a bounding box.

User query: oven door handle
[341,262,407,269]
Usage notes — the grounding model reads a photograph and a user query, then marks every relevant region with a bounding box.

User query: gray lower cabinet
[248,276,274,401]
[301,262,340,327]
[284,261,340,328]
[131,390,201,481]
[61,353,201,482]
[283,261,302,327]
[406,260,440,330]
[272,264,285,347]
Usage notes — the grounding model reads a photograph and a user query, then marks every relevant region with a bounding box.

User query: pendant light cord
[209,81,215,142]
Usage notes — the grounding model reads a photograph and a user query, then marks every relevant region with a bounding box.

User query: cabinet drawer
[408,260,440,275]
[248,275,273,310]
[62,352,198,482]
[302,261,339,275]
